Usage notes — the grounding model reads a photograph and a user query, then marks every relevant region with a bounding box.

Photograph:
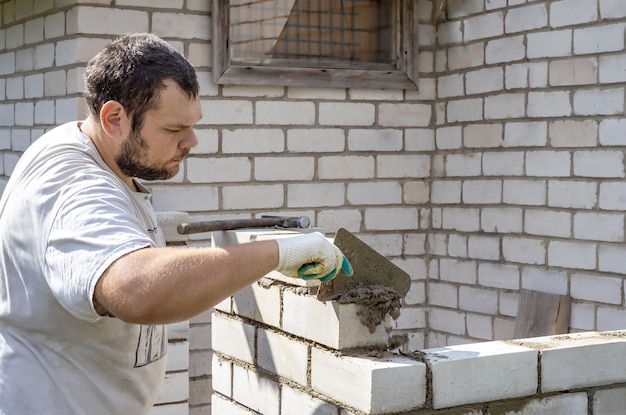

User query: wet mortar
[332,283,402,333]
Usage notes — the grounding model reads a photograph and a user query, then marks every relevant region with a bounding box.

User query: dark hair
[84,33,199,132]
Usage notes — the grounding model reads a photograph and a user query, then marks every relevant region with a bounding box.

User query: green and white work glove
[275,232,354,282]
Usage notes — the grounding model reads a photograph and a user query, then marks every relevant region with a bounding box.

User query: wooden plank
[514,289,572,339]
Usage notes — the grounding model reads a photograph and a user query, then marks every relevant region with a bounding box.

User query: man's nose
[181,129,198,149]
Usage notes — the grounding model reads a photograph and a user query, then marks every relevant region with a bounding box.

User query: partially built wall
[1,1,626,414]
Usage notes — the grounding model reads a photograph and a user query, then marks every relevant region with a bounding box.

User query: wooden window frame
[212,0,419,90]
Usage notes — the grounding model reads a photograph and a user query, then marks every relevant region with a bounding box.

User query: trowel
[317,228,411,301]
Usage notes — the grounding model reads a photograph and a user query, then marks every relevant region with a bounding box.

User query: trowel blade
[317,228,411,301]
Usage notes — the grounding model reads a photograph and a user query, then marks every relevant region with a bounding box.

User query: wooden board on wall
[514,289,572,339]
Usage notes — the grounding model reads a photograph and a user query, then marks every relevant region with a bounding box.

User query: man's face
[116,79,202,181]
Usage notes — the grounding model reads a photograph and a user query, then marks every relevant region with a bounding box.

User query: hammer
[177,215,311,235]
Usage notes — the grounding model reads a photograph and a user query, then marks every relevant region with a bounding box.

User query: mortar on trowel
[317,228,411,335]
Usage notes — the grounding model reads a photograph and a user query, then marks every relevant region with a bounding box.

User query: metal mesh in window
[229,0,394,68]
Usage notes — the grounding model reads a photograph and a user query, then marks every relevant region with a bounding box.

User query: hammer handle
[177,216,310,235]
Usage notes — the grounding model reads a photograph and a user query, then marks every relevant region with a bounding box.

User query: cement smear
[335,283,402,333]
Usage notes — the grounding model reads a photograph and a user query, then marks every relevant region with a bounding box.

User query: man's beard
[116,129,186,181]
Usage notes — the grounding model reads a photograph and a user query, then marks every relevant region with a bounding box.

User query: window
[213,0,419,89]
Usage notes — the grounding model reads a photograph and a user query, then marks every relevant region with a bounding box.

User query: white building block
[232,281,281,328]
[311,348,427,414]
[257,328,308,385]
[211,394,256,415]
[593,386,626,415]
[282,290,393,349]
[154,371,190,405]
[424,341,538,409]
[232,365,279,415]
[211,313,255,364]
[489,393,588,415]
[281,385,339,415]
[533,331,626,392]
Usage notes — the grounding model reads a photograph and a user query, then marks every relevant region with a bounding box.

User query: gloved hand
[275,232,354,282]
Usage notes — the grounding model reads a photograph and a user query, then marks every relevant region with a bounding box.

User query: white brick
[549,57,598,86]
[528,91,572,117]
[483,152,524,176]
[505,62,549,89]
[464,124,503,148]
[526,151,571,177]
[287,183,345,207]
[257,329,308,385]
[594,387,626,415]
[599,119,626,146]
[527,30,572,58]
[574,23,625,55]
[550,0,598,28]
[347,182,402,205]
[481,207,523,233]
[222,129,284,153]
[201,100,252,125]
[347,129,403,151]
[432,180,462,204]
[319,103,374,126]
[440,258,477,284]
[378,103,432,127]
[525,209,571,238]
[212,355,232,397]
[505,4,548,33]
[448,44,484,70]
[464,12,503,41]
[211,313,255,364]
[34,99,54,124]
[424,341,537,408]
[539,332,626,392]
[489,394,588,414]
[574,150,624,178]
[459,286,498,314]
[438,73,464,98]
[574,212,624,242]
[287,128,345,152]
[599,182,626,209]
[446,153,482,176]
[67,7,149,35]
[255,157,314,181]
[521,268,568,295]
[152,12,210,40]
[405,128,436,151]
[549,180,597,209]
[257,101,315,125]
[504,122,547,147]
[570,303,595,331]
[462,180,501,204]
[598,245,626,274]
[365,207,419,231]
[317,209,362,234]
[550,120,598,147]
[598,307,626,331]
[429,308,466,336]
[478,263,520,290]
[466,313,493,340]
[484,93,525,119]
[16,48,33,72]
[571,274,623,304]
[485,35,525,64]
[311,348,427,414]
[232,281,281,327]
[438,20,463,45]
[447,98,483,122]
[548,240,596,270]
[223,184,284,209]
[211,394,255,415]
[232,366,279,415]
[281,385,338,415]
[574,87,624,116]
[502,237,546,265]
[24,73,43,98]
[288,87,345,100]
[466,67,503,95]
[44,12,65,39]
[600,0,626,19]
[429,283,458,308]
[436,126,462,150]
[378,154,430,178]
[187,157,251,183]
[282,290,392,349]
[442,207,480,232]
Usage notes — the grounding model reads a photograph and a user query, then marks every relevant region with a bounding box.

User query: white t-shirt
[0,122,168,414]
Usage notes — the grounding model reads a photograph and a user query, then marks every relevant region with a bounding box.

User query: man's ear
[100,101,131,140]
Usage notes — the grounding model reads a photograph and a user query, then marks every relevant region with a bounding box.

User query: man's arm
[93,240,279,324]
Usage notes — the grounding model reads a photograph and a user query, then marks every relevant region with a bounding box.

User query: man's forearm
[93,240,279,324]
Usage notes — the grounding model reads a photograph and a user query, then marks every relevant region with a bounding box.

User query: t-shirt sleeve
[44,180,155,322]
